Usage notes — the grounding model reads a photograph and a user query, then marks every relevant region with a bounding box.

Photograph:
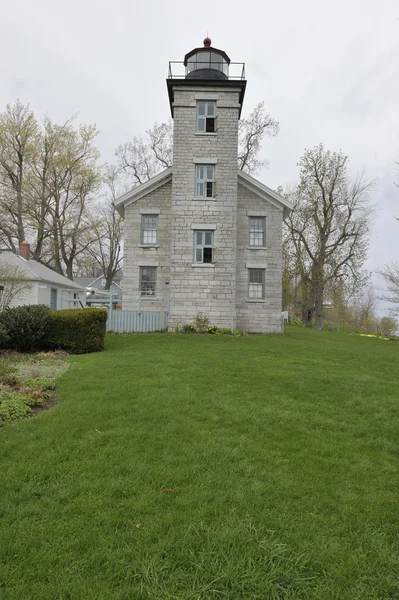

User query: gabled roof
[114,168,172,217]
[74,275,123,291]
[113,166,292,218]
[237,170,292,218]
[0,252,85,290]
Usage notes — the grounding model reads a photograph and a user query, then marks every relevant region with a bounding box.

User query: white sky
[1,0,398,310]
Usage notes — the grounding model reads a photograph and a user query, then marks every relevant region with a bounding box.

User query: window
[197,101,216,133]
[193,230,214,263]
[140,267,157,297]
[249,217,265,247]
[141,215,158,245]
[195,165,215,198]
[248,269,265,299]
[50,288,57,310]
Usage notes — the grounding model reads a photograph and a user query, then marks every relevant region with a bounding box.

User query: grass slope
[0,328,398,599]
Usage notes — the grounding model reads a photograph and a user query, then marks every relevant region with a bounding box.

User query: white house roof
[0,252,85,290]
[113,167,292,218]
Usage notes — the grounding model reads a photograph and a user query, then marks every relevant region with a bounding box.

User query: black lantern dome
[184,37,230,80]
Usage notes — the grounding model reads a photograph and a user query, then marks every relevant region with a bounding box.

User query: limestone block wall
[168,85,242,329]
[236,183,284,333]
[123,179,173,312]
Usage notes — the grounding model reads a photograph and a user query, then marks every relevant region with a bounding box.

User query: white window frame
[193,230,214,264]
[195,165,216,199]
[248,269,265,299]
[248,217,266,247]
[141,215,158,246]
[140,266,157,298]
[196,101,217,133]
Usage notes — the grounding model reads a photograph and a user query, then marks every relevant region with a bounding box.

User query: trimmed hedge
[0,305,107,354]
[0,305,51,352]
[45,308,107,354]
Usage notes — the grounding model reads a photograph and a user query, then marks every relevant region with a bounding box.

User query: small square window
[141,215,158,245]
[193,230,214,263]
[248,269,265,299]
[195,165,215,199]
[196,101,216,133]
[140,266,157,298]
[249,217,265,247]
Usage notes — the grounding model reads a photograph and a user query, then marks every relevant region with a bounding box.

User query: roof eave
[114,167,173,217]
[238,170,292,217]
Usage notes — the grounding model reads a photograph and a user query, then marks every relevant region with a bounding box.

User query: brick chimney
[19,241,30,260]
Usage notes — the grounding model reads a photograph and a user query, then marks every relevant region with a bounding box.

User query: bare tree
[0,263,31,311]
[85,167,123,289]
[377,262,399,316]
[116,120,173,186]
[116,102,279,185]
[238,102,279,174]
[285,144,373,329]
[356,285,377,325]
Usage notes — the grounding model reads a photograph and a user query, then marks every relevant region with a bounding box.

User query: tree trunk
[302,306,314,328]
[17,160,26,243]
[314,286,324,330]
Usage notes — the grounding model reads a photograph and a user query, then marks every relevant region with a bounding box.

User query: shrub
[378,317,398,337]
[23,377,55,390]
[206,326,248,337]
[207,325,219,334]
[45,308,107,354]
[0,358,17,378]
[0,305,51,352]
[194,313,209,333]
[182,323,196,334]
[0,323,10,349]
[2,374,20,388]
[0,393,32,424]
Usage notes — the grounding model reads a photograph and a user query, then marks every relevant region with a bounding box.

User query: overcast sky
[1,0,398,310]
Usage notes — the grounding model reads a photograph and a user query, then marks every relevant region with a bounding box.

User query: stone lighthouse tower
[167,38,247,329]
[116,38,290,334]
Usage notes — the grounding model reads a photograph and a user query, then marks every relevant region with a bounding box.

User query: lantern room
[184,37,230,80]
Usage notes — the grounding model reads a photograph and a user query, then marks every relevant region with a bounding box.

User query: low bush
[182,324,196,334]
[0,305,51,352]
[0,358,17,378]
[0,393,33,424]
[2,374,20,388]
[23,377,55,390]
[45,309,107,354]
[193,313,210,333]
[0,323,10,348]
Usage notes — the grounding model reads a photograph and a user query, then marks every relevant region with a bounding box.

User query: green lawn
[1,328,398,599]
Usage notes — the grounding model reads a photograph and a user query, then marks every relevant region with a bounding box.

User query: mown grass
[0,327,398,599]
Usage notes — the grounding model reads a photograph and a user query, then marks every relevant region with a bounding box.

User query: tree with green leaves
[285,144,372,329]
[0,102,101,279]
[0,101,39,249]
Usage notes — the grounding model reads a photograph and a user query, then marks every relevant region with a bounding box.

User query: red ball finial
[203,37,211,47]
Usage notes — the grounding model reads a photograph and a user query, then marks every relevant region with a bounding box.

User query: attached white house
[0,242,86,310]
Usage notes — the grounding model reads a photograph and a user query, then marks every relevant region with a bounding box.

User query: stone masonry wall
[168,85,242,329]
[236,183,284,333]
[123,179,172,312]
